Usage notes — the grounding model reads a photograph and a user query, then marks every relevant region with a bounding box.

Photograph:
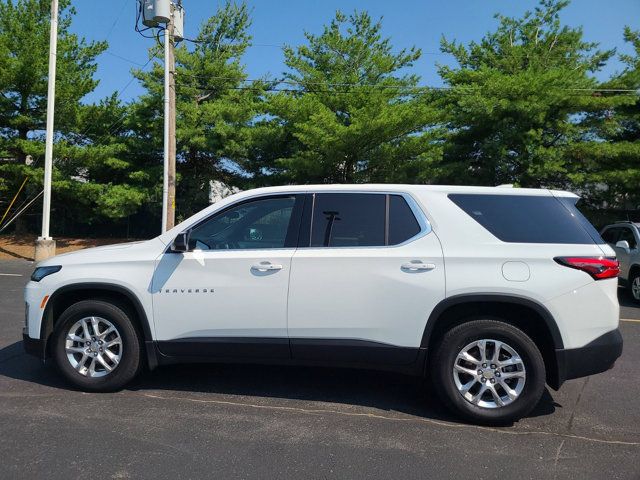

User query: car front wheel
[431,319,546,425]
[52,300,142,392]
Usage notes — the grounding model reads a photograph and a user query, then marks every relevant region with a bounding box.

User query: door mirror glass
[171,231,192,252]
[615,240,630,251]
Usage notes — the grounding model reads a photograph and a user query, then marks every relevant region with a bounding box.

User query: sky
[69,0,640,104]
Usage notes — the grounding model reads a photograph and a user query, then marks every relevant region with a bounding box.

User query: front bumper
[555,328,623,386]
[22,328,45,359]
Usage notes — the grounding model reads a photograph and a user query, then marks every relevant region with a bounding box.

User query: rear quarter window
[448,193,603,244]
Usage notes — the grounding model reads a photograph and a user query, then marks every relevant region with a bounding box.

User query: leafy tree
[566,27,640,208]
[53,95,159,225]
[0,0,106,231]
[263,11,441,184]
[132,1,266,220]
[433,0,622,189]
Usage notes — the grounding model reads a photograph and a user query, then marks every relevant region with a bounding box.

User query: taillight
[554,256,620,280]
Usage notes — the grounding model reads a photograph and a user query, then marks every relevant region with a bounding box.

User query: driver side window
[189,196,296,250]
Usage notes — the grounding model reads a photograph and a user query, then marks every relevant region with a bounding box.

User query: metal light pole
[35,0,58,261]
[161,24,170,233]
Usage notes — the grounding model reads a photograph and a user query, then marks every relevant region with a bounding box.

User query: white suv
[23,185,623,424]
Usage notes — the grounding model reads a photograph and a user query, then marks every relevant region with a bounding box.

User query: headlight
[31,265,62,282]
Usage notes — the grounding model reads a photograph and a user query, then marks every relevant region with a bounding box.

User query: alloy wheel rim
[65,316,122,378]
[632,277,640,300]
[453,339,526,408]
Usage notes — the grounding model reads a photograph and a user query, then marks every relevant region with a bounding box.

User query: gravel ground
[0,235,140,261]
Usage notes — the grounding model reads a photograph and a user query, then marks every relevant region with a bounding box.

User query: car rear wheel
[431,319,546,425]
[52,300,141,392]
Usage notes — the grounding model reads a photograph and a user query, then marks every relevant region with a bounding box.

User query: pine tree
[263,10,441,184]
[434,0,619,189]
[0,0,106,230]
[567,27,640,208]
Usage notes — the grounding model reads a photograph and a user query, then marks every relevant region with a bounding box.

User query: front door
[287,192,445,366]
[151,194,304,359]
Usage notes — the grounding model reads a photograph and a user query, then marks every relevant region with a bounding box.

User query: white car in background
[23,185,622,424]
[600,221,640,303]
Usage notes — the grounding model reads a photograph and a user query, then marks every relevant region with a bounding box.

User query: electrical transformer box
[141,0,171,26]
[141,0,158,27]
[173,5,184,41]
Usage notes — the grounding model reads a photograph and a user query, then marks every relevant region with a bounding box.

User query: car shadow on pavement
[0,340,559,426]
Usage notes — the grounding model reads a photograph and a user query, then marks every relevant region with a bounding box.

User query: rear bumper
[23,329,45,359]
[555,328,623,387]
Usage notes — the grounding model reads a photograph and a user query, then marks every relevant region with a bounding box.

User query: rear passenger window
[448,194,599,244]
[311,193,386,247]
[388,195,421,245]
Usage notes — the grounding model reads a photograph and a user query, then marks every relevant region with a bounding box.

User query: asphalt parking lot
[1,259,639,480]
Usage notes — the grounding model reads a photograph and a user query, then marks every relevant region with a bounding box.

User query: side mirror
[615,240,630,251]
[171,231,192,252]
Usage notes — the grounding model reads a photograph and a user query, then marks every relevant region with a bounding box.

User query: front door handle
[401,262,436,271]
[251,262,283,272]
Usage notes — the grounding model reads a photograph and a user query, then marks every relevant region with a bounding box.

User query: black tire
[430,319,545,425]
[52,300,142,392]
[629,270,640,304]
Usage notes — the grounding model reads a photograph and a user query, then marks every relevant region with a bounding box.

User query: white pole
[40,0,58,240]
[161,26,170,233]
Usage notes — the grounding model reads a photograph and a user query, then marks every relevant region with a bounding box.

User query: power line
[175,72,640,95]
[75,55,156,141]
[103,0,130,43]
[104,50,149,67]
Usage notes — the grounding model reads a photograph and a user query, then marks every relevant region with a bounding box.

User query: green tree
[0,0,106,230]
[433,0,622,189]
[132,1,266,220]
[566,27,640,208]
[52,95,159,226]
[263,10,441,184]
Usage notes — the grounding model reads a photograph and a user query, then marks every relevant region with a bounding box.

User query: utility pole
[142,0,182,233]
[161,3,176,233]
[35,0,58,261]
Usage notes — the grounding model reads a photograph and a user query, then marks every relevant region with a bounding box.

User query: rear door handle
[251,262,283,272]
[401,262,436,271]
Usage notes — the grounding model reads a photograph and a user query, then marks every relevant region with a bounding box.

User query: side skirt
[154,337,426,376]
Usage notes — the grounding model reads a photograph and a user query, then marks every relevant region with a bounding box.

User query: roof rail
[614,220,633,224]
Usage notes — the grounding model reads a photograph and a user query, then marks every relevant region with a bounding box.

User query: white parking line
[0,273,22,277]
[621,318,640,323]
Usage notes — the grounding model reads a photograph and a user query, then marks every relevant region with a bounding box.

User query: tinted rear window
[448,194,601,244]
[311,193,386,247]
[556,197,605,244]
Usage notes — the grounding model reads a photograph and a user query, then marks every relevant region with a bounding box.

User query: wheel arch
[40,283,157,369]
[421,294,564,389]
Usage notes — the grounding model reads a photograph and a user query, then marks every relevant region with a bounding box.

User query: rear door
[287,192,445,365]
